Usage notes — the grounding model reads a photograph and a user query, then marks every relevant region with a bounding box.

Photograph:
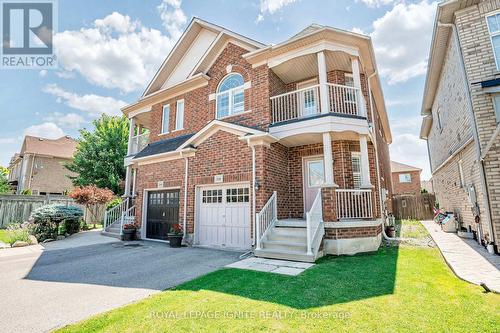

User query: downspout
[251,144,257,247]
[367,71,397,240]
[28,153,36,190]
[439,21,495,245]
[182,155,189,239]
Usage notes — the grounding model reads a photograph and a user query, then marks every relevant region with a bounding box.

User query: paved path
[421,220,500,293]
[0,231,240,333]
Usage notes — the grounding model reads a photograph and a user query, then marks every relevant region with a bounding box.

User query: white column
[317,51,329,114]
[359,135,372,188]
[131,168,137,198]
[124,166,132,197]
[322,132,335,186]
[127,117,136,155]
[351,57,366,117]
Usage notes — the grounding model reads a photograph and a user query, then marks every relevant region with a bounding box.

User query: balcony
[129,132,149,156]
[270,83,364,124]
[335,189,373,220]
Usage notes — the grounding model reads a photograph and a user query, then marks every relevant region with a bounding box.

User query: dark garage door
[146,190,180,240]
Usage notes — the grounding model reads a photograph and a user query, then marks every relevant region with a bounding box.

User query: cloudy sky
[0,0,437,179]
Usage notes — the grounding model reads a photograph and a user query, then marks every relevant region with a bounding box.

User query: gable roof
[420,0,480,139]
[20,136,77,159]
[142,17,266,98]
[391,161,422,173]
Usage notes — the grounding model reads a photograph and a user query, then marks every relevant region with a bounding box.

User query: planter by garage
[122,228,136,241]
[168,234,183,247]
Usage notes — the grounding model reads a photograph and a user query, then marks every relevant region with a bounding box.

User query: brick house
[7,136,77,195]
[107,18,393,261]
[420,0,500,249]
[391,161,422,195]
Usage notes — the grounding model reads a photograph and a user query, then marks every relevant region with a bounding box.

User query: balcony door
[297,79,318,118]
[303,156,325,214]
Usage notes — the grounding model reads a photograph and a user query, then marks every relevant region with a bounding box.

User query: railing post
[104,210,108,230]
[306,212,313,255]
[273,191,277,221]
[256,213,261,250]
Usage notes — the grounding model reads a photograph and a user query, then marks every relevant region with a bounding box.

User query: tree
[69,185,114,229]
[0,166,11,194]
[66,115,129,195]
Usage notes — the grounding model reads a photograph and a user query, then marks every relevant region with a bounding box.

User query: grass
[0,229,9,244]
[57,220,500,333]
[396,219,429,239]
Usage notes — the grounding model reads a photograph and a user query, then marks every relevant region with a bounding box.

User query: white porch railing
[306,189,323,255]
[104,198,129,230]
[336,189,373,219]
[326,83,362,116]
[271,85,320,123]
[270,83,365,124]
[255,191,277,250]
[129,132,149,155]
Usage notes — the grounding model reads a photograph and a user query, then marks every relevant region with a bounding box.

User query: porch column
[322,132,335,186]
[359,135,372,188]
[317,51,329,114]
[351,57,366,117]
[124,166,132,197]
[127,117,136,155]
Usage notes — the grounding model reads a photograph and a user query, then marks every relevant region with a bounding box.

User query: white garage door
[197,184,251,249]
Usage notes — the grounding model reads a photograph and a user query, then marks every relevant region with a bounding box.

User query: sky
[0,0,437,179]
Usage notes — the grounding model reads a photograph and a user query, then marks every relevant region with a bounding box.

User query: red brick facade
[132,41,392,242]
[392,170,422,195]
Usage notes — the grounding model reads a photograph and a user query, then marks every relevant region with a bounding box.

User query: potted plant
[122,223,136,241]
[167,224,183,248]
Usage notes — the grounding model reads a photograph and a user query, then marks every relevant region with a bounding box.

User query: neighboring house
[7,136,78,195]
[420,0,500,248]
[391,161,422,195]
[110,18,393,262]
[421,179,434,194]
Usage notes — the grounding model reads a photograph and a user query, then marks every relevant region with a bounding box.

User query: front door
[146,190,180,240]
[304,157,325,213]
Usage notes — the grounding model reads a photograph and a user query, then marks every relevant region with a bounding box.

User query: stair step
[262,240,307,252]
[275,219,306,227]
[266,233,307,242]
[254,248,316,263]
[270,227,307,236]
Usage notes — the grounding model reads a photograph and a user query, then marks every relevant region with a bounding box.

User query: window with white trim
[216,73,245,119]
[344,74,356,103]
[202,189,223,204]
[226,188,249,203]
[487,12,500,70]
[492,94,500,123]
[351,153,362,188]
[458,160,465,188]
[161,105,170,134]
[399,173,412,183]
[175,100,184,130]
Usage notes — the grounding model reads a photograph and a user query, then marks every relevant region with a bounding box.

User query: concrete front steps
[101,220,121,239]
[254,219,323,263]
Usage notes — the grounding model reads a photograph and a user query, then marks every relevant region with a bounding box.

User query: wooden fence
[392,193,436,220]
[0,194,105,228]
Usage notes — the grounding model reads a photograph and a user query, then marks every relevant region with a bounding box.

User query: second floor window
[175,100,184,130]
[162,105,170,134]
[399,173,411,183]
[216,73,244,119]
[487,13,500,70]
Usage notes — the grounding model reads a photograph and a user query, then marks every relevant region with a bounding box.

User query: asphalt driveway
[0,231,241,333]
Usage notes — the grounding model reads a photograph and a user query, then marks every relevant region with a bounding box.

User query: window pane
[162,105,170,133]
[218,74,244,92]
[308,160,324,187]
[232,89,244,114]
[399,174,411,183]
[175,100,184,130]
[488,14,500,33]
[216,93,229,118]
[492,35,500,67]
[493,95,500,123]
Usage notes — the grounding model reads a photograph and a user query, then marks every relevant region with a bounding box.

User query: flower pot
[122,228,136,241]
[386,226,396,238]
[168,234,183,248]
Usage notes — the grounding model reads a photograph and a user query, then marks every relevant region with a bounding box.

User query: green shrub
[106,197,122,210]
[6,223,31,245]
[30,204,84,241]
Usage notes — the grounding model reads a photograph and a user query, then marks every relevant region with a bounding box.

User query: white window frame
[492,94,500,124]
[344,73,357,104]
[399,173,412,183]
[175,99,184,131]
[486,11,500,70]
[161,104,170,134]
[458,160,465,188]
[436,107,443,131]
[215,73,245,119]
[351,152,362,189]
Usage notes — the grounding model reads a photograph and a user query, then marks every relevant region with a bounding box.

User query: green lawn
[0,229,9,244]
[396,219,429,239]
[57,223,499,333]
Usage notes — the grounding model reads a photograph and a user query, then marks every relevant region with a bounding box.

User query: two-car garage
[143,183,251,249]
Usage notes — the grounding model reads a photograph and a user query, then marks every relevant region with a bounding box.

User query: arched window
[216,73,245,119]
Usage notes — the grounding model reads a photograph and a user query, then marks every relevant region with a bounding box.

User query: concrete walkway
[421,220,500,293]
[226,257,314,275]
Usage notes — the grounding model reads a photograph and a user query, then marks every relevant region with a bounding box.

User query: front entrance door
[146,190,180,240]
[303,157,325,213]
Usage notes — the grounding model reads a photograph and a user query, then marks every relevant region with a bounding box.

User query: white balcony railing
[270,83,364,124]
[336,189,373,219]
[129,132,149,155]
[271,85,320,123]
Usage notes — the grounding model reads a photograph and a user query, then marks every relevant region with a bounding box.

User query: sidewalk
[421,220,500,293]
